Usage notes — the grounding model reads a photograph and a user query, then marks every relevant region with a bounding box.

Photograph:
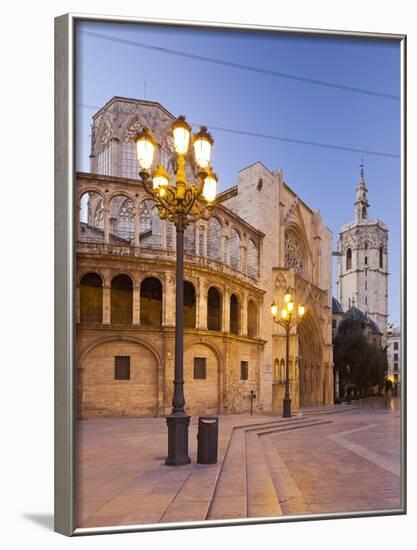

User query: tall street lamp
[135,116,217,465]
[271,288,305,418]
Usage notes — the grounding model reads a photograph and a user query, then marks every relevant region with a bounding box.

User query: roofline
[92,96,176,121]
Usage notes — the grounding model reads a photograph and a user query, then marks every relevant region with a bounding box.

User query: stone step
[245,430,282,518]
[256,419,333,437]
[206,428,247,520]
[301,405,360,416]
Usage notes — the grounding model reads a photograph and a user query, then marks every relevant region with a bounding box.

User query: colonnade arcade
[77,270,260,338]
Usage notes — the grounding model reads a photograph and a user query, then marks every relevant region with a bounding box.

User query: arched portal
[80,339,159,417]
[297,310,324,407]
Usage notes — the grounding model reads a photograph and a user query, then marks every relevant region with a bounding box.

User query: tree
[333,317,387,397]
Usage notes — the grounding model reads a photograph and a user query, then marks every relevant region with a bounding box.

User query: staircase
[157,406,358,524]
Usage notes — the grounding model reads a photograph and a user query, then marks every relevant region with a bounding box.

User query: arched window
[248,300,258,338]
[121,118,143,179]
[140,277,163,326]
[247,240,258,279]
[346,248,352,270]
[379,246,383,269]
[80,273,103,323]
[362,207,367,219]
[184,281,196,329]
[117,198,135,242]
[274,359,279,382]
[230,228,240,270]
[280,359,286,380]
[96,125,113,176]
[207,217,222,262]
[139,201,162,248]
[79,192,105,243]
[111,274,133,324]
[207,287,222,331]
[230,294,239,334]
[184,224,196,255]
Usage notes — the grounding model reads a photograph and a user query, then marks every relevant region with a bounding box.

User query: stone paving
[76,398,402,529]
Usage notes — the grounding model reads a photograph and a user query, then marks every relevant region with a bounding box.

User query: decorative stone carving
[284,230,304,276]
[274,272,287,288]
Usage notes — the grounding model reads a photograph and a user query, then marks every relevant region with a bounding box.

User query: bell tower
[337,162,389,340]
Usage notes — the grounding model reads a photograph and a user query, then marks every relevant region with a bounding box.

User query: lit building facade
[76,97,334,418]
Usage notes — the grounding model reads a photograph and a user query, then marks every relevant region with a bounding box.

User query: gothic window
[139,201,151,233]
[122,118,145,179]
[284,230,305,276]
[97,125,113,176]
[94,199,104,229]
[117,198,135,242]
[207,217,222,262]
[230,228,240,270]
[346,248,352,270]
[379,246,383,269]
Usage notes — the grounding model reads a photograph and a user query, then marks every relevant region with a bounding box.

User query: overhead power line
[77,103,399,159]
[77,30,400,101]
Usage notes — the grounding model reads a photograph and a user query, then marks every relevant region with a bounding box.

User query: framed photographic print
[54,13,406,536]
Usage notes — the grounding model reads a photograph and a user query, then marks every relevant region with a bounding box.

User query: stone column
[241,292,248,336]
[222,287,230,333]
[197,280,207,330]
[163,273,176,327]
[103,285,111,324]
[133,286,140,325]
[75,204,81,242]
[203,224,208,257]
[161,220,167,249]
[104,204,110,243]
[195,225,200,256]
[133,206,140,248]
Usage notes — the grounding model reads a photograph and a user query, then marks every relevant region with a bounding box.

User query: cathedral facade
[76,97,334,418]
[336,165,389,340]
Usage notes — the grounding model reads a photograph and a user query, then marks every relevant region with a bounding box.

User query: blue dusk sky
[75,21,401,327]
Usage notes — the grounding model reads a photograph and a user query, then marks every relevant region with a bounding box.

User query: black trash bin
[197,416,218,464]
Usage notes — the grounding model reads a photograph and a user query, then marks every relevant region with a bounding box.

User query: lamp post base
[283,397,292,418]
[165,414,191,466]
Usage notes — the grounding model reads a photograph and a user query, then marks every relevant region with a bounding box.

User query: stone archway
[80,339,159,418]
[297,310,324,407]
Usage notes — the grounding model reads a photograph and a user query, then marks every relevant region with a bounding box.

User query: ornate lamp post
[271,288,305,418]
[135,116,217,465]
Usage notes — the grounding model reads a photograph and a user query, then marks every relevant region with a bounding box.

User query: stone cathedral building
[336,164,388,340]
[76,96,334,419]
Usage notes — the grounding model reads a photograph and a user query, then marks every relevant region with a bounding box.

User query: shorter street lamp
[135,116,217,466]
[271,288,305,418]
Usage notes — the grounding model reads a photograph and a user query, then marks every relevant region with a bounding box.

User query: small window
[394,353,399,361]
[240,361,249,380]
[346,248,352,270]
[394,363,399,372]
[194,357,207,379]
[394,342,399,350]
[115,356,130,380]
[332,319,337,329]
[379,246,383,269]
[365,296,367,305]
[364,256,368,265]
[393,374,399,382]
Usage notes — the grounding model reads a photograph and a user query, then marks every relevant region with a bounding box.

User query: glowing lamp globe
[135,127,156,170]
[172,115,191,155]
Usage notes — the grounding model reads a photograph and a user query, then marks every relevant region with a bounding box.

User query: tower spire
[355,159,369,221]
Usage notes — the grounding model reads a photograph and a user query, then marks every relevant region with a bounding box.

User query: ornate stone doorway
[298,311,324,407]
